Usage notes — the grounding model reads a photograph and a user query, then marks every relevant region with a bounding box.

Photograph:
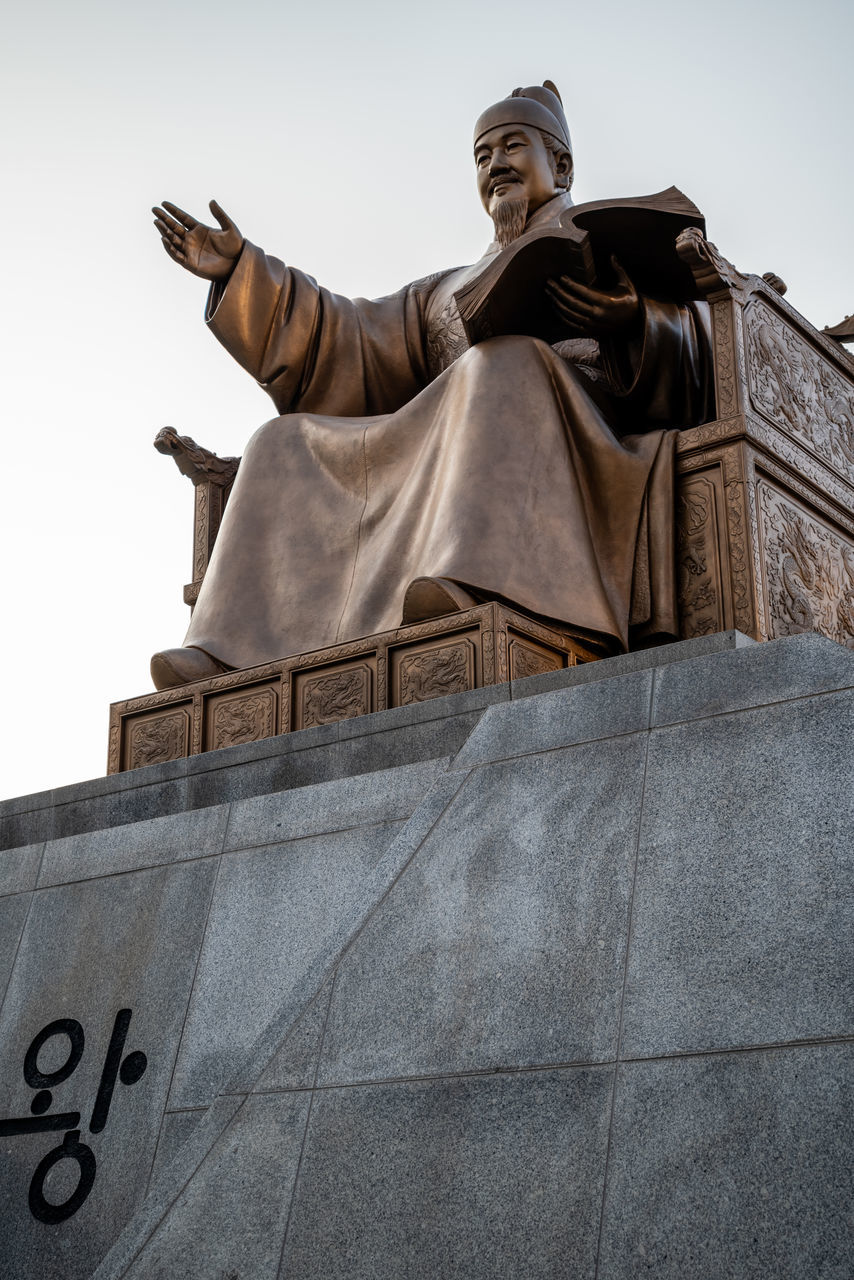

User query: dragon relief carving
[747,302,854,480]
[301,667,370,727]
[212,691,275,749]
[759,485,854,647]
[127,712,187,769]
[676,480,722,637]
[398,643,472,704]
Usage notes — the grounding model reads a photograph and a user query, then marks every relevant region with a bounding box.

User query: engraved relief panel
[393,637,476,706]
[203,685,277,751]
[294,664,372,730]
[746,300,854,482]
[124,708,191,770]
[508,636,564,680]
[758,481,854,647]
[676,472,727,637]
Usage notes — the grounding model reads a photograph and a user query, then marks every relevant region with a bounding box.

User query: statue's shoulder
[407,267,462,302]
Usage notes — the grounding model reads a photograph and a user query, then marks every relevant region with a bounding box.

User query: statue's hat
[474,81,571,154]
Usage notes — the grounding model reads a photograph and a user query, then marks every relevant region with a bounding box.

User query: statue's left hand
[546,256,641,338]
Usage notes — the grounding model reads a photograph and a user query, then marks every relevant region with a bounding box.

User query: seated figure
[151,81,714,690]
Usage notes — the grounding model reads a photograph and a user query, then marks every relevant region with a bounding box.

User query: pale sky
[2,0,852,800]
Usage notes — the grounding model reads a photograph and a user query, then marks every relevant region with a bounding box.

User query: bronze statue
[150,82,713,690]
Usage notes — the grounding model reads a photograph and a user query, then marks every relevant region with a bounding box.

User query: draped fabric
[184,195,714,669]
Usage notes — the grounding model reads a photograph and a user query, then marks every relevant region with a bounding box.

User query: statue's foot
[150,646,231,691]
[402,577,478,624]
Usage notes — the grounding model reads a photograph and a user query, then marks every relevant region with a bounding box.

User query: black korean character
[1,1010,148,1225]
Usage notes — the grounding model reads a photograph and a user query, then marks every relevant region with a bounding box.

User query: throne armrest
[154,427,241,610]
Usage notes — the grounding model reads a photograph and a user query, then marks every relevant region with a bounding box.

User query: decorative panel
[393,636,477,706]
[746,300,854,483]
[124,708,191,771]
[757,480,854,647]
[676,470,728,638]
[508,635,565,680]
[203,685,278,752]
[294,663,373,730]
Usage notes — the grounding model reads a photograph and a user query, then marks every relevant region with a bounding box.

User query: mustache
[488,168,521,196]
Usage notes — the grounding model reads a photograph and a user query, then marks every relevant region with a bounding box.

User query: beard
[491,196,529,248]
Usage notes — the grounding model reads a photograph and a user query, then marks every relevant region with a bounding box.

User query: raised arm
[152,199,244,281]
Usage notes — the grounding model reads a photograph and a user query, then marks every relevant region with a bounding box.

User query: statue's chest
[425,293,470,379]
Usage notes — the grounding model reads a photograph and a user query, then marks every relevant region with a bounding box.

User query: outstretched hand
[152,199,244,281]
[546,256,641,338]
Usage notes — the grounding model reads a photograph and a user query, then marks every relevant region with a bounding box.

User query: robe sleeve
[205,241,434,417]
[601,297,715,429]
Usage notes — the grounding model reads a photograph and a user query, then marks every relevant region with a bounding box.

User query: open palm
[152,199,243,281]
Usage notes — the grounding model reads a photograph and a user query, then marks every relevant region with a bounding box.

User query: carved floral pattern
[759,484,854,647]
[712,303,739,418]
[425,295,470,378]
[747,301,854,482]
[676,479,721,637]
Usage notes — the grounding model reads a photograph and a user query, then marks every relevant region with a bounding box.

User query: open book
[454,187,705,346]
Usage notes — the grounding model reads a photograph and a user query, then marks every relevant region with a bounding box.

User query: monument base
[1,630,852,1279]
[107,602,601,775]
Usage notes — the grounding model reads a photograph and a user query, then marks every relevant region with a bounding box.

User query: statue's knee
[244,415,287,458]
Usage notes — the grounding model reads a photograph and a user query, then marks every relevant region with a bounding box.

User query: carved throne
[108,233,854,772]
[672,229,854,647]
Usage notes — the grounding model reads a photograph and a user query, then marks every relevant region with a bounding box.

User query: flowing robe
[184,193,714,670]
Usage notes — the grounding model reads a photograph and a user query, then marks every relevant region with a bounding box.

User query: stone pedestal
[2,630,853,1278]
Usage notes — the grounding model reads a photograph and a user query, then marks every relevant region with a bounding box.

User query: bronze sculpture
[150,82,713,690]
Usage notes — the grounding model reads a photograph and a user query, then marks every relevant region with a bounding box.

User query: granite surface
[0,630,851,1280]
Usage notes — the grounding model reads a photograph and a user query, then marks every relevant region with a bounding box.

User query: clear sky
[2,0,852,799]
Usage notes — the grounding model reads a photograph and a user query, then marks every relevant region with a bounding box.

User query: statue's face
[474,126,561,219]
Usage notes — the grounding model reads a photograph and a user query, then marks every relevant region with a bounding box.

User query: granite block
[0,892,33,1012]
[146,1109,206,1194]
[216,769,470,1099]
[0,842,43,897]
[451,668,652,768]
[652,630,854,726]
[597,1044,854,1280]
[168,821,405,1109]
[510,629,755,700]
[48,776,192,842]
[280,1067,612,1280]
[0,808,54,854]
[337,681,509,738]
[184,746,344,810]
[224,758,447,851]
[124,1094,310,1280]
[254,977,334,1092]
[0,860,216,1280]
[623,689,854,1057]
[319,734,647,1085]
[120,1094,243,1228]
[199,719,340,764]
[339,710,486,775]
[38,805,229,887]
